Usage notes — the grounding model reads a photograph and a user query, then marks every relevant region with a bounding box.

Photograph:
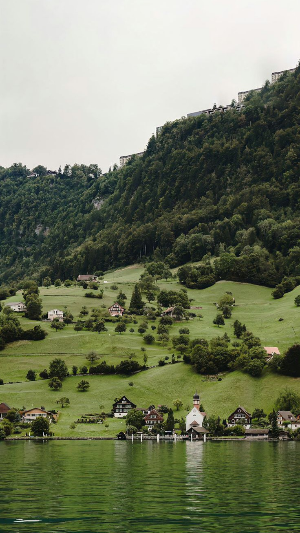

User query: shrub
[143,334,155,344]
[39,369,49,379]
[77,380,90,392]
[26,370,36,381]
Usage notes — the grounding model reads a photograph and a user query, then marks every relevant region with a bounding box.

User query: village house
[48,309,64,321]
[22,407,53,423]
[77,274,98,282]
[5,302,26,312]
[277,411,300,431]
[264,347,280,362]
[144,409,164,430]
[228,406,252,429]
[0,402,10,419]
[186,392,207,431]
[108,303,125,317]
[112,396,136,418]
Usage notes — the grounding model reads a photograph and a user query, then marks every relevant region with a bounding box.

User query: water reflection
[1,440,300,532]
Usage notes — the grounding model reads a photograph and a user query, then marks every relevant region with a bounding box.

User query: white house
[48,309,64,321]
[185,392,206,431]
[5,302,27,312]
[277,411,300,431]
[22,407,53,423]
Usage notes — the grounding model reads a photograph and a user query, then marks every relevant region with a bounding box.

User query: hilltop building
[271,68,296,83]
[119,152,144,167]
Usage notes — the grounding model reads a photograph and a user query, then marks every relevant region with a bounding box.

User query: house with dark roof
[228,406,252,429]
[112,396,136,418]
[0,402,10,419]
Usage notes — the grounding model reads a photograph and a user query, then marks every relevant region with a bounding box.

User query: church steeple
[193,391,200,410]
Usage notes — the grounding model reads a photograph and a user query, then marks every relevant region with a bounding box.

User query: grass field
[1,264,300,436]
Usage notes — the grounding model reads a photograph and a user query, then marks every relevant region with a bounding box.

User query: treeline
[1,67,300,285]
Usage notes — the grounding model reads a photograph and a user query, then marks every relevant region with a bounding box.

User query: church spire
[193,391,200,410]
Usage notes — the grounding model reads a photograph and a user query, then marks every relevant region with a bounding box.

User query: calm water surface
[0,440,300,532]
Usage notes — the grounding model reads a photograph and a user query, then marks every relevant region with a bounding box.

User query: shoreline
[3,436,286,442]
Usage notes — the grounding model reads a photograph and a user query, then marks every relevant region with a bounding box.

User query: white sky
[0,0,299,172]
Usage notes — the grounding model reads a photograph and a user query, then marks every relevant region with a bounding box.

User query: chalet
[77,274,98,282]
[186,392,206,431]
[277,411,299,431]
[245,428,269,439]
[5,302,26,312]
[144,409,164,429]
[264,347,280,362]
[48,309,64,321]
[228,406,252,429]
[108,303,125,317]
[22,407,53,423]
[0,402,10,419]
[113,396,136,418]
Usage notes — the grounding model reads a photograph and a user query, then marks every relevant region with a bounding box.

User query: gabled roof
[187,426,209,434]
[0,402,10,413]
[228,406,251,418]
[112,396,136,408]
[144,409,163,421]
[277,411,297,422]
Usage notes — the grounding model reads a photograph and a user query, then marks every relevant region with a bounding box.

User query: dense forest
[1,65,300,285]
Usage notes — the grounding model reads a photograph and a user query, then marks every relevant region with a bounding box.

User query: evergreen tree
[129,284,144,315]
[165,409,175,431]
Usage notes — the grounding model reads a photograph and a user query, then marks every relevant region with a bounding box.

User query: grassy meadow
[1,264,300,436]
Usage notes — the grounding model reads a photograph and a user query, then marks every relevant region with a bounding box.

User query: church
[185,392,207,432]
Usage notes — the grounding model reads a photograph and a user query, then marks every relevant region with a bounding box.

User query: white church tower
[185,392,206,431]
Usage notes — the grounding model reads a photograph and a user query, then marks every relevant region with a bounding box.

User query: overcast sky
[0,0,299,172]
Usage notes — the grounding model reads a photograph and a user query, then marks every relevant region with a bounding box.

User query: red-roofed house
[108,303,124,317]
[264,347,280,362]
[0,402,10,419]
[144,409,164,430]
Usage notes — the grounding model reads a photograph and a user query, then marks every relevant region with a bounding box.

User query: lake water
[1,440,300,532]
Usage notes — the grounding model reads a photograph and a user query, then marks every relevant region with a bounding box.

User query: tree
[86,351,100,365]
[50,319,65,332]
[129,284,144,314]
[222,305,232,319]
[165,409,174,431]
[32,165,47,176]
[281,345,300,377]
[115,323,126,334]
[252,408,267,421]
[49,358,68,380]
[93,321,107,334]
[31,416,50,436]
[213,314,225,327]
[43,277,51,288]
[126,408,144,430]
[173,399,183,411]
[26,369,36,381]
[275,388,300,413]
[56,397,70,408]
[295,295,300,307]
[25,294,42,320]
[269,409,279,438]
[54,279,62,287]
[233,320,246,338]
[77,380,90,391]
[143,334,155,344]
[72,365,78,376]
[49,377,62,390]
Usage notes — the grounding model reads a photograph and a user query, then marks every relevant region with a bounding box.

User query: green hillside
[0,66,300,286]
[1,265,300,436]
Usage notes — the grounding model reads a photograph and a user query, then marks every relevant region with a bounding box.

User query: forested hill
[1,65,300,285]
